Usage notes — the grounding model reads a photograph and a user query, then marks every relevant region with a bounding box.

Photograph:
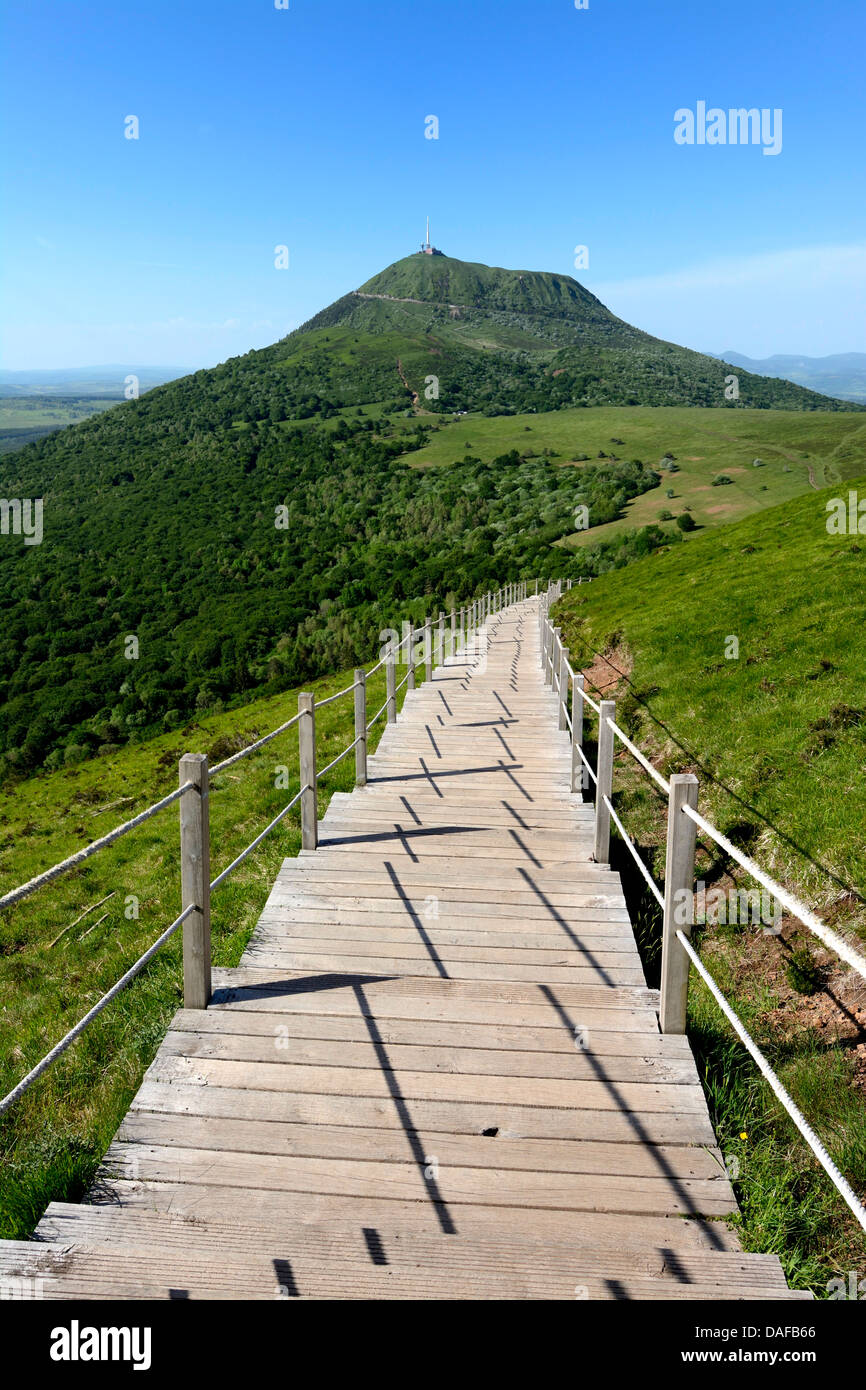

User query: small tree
[676,513,696,532]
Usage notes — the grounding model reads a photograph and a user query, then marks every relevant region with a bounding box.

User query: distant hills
[0,367,185,398]
[708,352,866,404]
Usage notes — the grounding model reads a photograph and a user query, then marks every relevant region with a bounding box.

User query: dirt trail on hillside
[395,358,420,410]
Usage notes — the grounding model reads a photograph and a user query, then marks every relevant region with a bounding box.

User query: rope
[315,681,359,709]
[365,699,389,731]
[210,712,301,774]
[575,741,597,786]
[683,806,866,983]
[606,718,671,795]
[0,904,196,1115]
[318,739,361,779]
[677,930,866,1235]
[210,784,309,891]
[603,796,664,907]
[0,783,196,913]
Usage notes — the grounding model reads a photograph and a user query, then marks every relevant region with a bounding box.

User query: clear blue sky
[2,0,864,368]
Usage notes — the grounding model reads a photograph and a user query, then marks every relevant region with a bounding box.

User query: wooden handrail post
[298,692,318,850]
[407,632,416,691]
[424,617,432,683]
[552,627,562,700]
[543,622,555,686]
[437,611,445,666]
[559,644,570,730]
[660,773,700,1034]
[593,699,616,864]
[449,607,455,660]
[386,643,397,723]
[354,670,367,785]
[571,673,585,792]
[179,753,211,1010]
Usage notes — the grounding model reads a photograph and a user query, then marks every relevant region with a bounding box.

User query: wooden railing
[0,580,530,1113]
[538,581,866,1234]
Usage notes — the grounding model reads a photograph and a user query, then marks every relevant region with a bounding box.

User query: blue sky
[2,0,864,368]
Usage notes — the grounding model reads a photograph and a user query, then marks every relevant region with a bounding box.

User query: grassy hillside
[0,657,401,1238]
[403,406,866,537]
[552,480,866,1286]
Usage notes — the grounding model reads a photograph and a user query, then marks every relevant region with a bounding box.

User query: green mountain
[297,252,859,413]
[0,250,862,780]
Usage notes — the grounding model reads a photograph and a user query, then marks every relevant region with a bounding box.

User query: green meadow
[401,406,866,540]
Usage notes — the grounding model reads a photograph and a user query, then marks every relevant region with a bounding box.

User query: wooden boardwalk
[3,599,808,1299]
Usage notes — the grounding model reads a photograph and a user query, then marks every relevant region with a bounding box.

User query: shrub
[786,947,822,995]
[712,474,734,486]
[676,513,697,532]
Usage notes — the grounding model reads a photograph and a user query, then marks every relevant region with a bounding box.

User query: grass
[399,405,866,541]
[553,478,866,1293]
[0,397,116,454]
[0,658,404,1238]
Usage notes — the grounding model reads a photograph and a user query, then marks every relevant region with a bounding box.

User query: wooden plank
[168,1007,693,1058]
[156,1029,698,1085]
[142,1052,711,1113]
[129,1079,718,1145]
[98,1141,738,1217]
[116,1111,723,1179]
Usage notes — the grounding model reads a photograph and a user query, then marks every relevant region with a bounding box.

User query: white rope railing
[317,738,362,780]
[683,805,866,984]
[210,785,310,892]
[315,680,361,709]
[0,782,196,913]
[543,587,866,1233]
[365,698,389,732]
[575,741,597,786]
[0,903,196,1116]
[603,795,665,908]
[607,717,671,796]
[677,930,866,1235]
[210,712,302,774]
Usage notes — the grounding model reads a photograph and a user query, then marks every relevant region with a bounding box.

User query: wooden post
[386,644,397,723]
[437,611,445,665]
[407,631,416,691]
[450,608,455,660]
[593,699,616,864]
[660,774,700,1034]
[544,623,555,686]
[552,627,562,701]
[424,617,432,683]
[179,753,211,1010]
[571,673,585,792]
[559,644,569,731]
[298,692,317,850]
[354,670,367,785]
